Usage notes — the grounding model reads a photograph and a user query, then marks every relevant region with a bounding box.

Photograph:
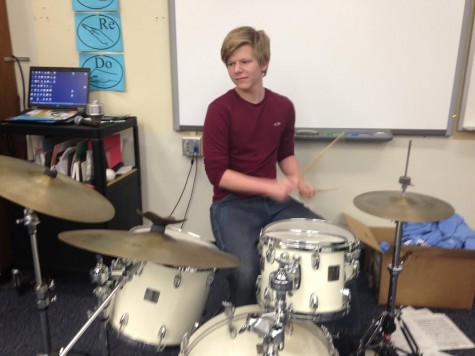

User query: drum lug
[156,325,166,353]
[311,252,320,270]
[353,259,360,279]
[222,301,237,339]
[119,313,129,330]
[309,293,318,310]
[180,331,190,355]
[342,287,351,309]
[266,246,275,264]
[206,271,215,286]
[263,286,273,307]
[256,275,262,297]
[174,270,183,288]
[191,321,200,334]
[136,262,145,275]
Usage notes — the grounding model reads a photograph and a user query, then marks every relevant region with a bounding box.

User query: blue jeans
[210,194,323,307]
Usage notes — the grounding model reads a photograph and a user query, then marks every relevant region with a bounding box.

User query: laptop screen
[28,66,90,109]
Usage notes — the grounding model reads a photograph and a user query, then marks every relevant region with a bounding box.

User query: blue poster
[80,53,125,91]
[75,13,123,52]
[72,0,119,12]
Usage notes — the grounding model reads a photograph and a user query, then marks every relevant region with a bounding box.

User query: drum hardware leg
[16,209,55,356]
[59,276,127,356]
[90,256,113,356]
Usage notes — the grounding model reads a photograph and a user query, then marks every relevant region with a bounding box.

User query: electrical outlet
[182,136,203,157]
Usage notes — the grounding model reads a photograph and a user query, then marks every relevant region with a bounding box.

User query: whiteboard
[459,2,475,131]
[169,0,466,134]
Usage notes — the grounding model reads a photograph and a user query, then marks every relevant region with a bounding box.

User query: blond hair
[221,26,270,76]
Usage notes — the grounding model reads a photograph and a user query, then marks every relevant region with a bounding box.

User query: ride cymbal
[0,155,115,223]
[353,190,454,223]
[58,229,240,269]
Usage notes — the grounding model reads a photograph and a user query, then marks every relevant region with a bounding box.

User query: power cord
[11,55,27,111]
[180,153,199,229]
[168,152,196,219]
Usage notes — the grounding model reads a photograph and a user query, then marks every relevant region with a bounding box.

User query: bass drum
[181,305,338,356]
[109,225,215,347]
[257,218,360,321]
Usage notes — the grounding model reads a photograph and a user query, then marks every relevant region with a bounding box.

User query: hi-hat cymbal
[58,229,240,269]
[354,190,454,223]
[0,155,115,223]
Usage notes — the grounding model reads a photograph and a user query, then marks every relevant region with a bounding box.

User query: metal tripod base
[356,311,421,356]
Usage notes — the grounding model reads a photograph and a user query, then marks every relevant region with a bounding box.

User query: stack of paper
[391,306,474,355]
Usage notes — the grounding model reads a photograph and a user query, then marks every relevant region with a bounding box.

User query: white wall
[6,0,475,242]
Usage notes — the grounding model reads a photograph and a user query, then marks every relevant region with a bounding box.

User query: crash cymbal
[0,155,115,223]
[354,190,454,223]
[58,229,240,269]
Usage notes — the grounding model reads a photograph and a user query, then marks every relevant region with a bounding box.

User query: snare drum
[180,304,338,356]
[257,219,360,321]
[109,226,215,347]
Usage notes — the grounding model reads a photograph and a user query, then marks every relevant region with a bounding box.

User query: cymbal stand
[356,140,421,356]
[16,208,56,356]
[59,260,135,356]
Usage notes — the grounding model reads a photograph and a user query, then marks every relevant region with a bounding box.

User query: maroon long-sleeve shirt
[203,88,295,202]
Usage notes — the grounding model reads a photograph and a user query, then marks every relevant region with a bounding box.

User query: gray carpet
[0,256,474,356]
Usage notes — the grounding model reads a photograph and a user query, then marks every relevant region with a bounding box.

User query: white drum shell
[182,305,336,356]
[257,219,359,319]
[109,226,215,346]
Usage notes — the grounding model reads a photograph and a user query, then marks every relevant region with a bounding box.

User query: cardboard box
[343,213,475,309]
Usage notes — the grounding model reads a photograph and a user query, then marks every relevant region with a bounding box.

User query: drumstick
[315,187,339,194]
[302,131,345,176]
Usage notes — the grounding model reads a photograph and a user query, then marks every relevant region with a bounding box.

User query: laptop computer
[8,66,90,123]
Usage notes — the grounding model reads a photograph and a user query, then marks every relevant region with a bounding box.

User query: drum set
[0,141,455,356]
